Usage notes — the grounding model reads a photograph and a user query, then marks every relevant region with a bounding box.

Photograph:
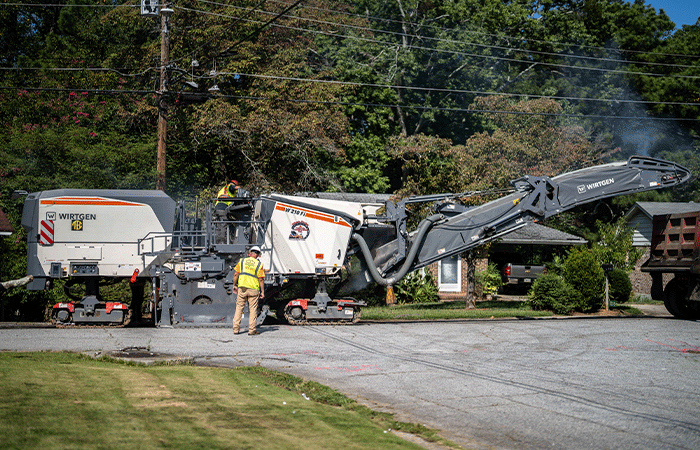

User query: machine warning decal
[71,220,83,231]
[40,220,54,245]
[290,221,310,240]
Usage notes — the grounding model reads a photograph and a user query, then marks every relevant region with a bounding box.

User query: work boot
[249,331,260,335]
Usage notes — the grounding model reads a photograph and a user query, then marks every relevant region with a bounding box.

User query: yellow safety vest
[216,184,236,206]
[235,256,264,290]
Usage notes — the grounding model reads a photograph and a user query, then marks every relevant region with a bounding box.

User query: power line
[175,5,700,80]
[192,0,699,71]
[4,0,698,63]
[0,86,154,95]
[5,1,697,79]
[3,85,696,122]
[0,66,158,77]
[0,2,138,9]
[217,71,700,108]
[166,0,270,68]
[3,66,697,108]
[267,0,700,61]
[188,92,700,122]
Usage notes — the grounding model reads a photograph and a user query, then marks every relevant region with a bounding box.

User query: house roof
[0,208,13,236]
[625,202,700,220]
[498,223,587,246]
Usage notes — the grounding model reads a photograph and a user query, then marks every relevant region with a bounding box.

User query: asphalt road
[2,316,699,450]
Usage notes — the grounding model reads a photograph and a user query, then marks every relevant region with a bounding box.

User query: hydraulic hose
[352,214,443,286]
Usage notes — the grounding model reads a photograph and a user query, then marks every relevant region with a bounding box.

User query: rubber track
[52,309,132,329]
[284,307,362,326]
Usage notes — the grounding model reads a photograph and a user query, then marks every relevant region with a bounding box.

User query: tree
[388,96,611,200]
[591,218,643,271]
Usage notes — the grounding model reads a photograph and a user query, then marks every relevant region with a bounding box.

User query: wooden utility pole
[156,5,173,191]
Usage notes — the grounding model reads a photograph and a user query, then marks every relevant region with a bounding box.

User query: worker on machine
[215,179,248,209]
[214,180,252,245]
[231,246,265,335]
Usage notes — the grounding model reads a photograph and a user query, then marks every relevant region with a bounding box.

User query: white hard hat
[249,246,261,253]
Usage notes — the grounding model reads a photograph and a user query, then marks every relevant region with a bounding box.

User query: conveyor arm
[354,156,691,285]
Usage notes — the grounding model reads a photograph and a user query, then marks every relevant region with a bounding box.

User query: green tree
[591,218,643,271]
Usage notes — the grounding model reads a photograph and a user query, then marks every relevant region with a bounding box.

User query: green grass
[627,296,664,305]
[0,352,460,450]
[362,300,553,321]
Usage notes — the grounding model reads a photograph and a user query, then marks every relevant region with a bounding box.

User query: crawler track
[284,307,362,326]
[52,309,132,328]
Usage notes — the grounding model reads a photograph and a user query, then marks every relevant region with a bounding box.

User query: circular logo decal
[289,221,310,240]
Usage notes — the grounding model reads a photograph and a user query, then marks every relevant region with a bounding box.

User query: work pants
[232,287,260,333]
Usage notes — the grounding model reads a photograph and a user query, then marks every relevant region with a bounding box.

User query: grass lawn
[0,352,458,450]
[362,300,553,321]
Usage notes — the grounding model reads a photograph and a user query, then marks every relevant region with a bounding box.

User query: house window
[438,254,461,292]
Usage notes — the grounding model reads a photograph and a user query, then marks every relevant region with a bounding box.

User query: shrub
[395,268,439,304]
[475,263,503,297]
[528,274,578,315]
[607,268,632,304]
[563,247,604,312]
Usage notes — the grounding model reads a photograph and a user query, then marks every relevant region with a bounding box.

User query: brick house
[428,223,587,300]
[625,202,700,297]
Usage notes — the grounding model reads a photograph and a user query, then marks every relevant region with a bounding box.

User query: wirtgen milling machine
[19,156,690,327]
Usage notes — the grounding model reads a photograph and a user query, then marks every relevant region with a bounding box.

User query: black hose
[352,214,443,286]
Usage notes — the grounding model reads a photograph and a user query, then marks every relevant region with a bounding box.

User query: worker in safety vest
[216,180,240,209]
[232,246,265,335]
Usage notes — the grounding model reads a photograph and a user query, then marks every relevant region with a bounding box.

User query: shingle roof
[625,202,700,220]
[499,223,587,246]
[0,208,13,236]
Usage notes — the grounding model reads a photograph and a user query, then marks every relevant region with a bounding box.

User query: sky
[639,0,699,28]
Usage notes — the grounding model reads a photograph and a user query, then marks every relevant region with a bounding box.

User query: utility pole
[157,5,173,191]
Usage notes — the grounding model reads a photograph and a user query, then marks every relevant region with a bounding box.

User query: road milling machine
[19,156,690,327]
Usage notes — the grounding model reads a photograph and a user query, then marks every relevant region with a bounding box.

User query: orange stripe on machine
[275,202,352,228]
[40,197,144,207]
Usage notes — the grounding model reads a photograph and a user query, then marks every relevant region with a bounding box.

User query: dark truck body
[641,212,700,319]
[502,263,547,286]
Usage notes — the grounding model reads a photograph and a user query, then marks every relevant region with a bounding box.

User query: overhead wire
[180,91,700,122]
[216,72,700,108]
[266,0,700,60]
[4,63,699,110]
[174,4,700,79]
[4,0,698,67]
[0,2,139,8]
[3,65,697,109]
[1,1,697,120]
[3,85,697,122]
[5,0,695,64]
[191,0,699,71]
[0,66,158,77]
[165,0,271,68]
[3,1,698,77]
